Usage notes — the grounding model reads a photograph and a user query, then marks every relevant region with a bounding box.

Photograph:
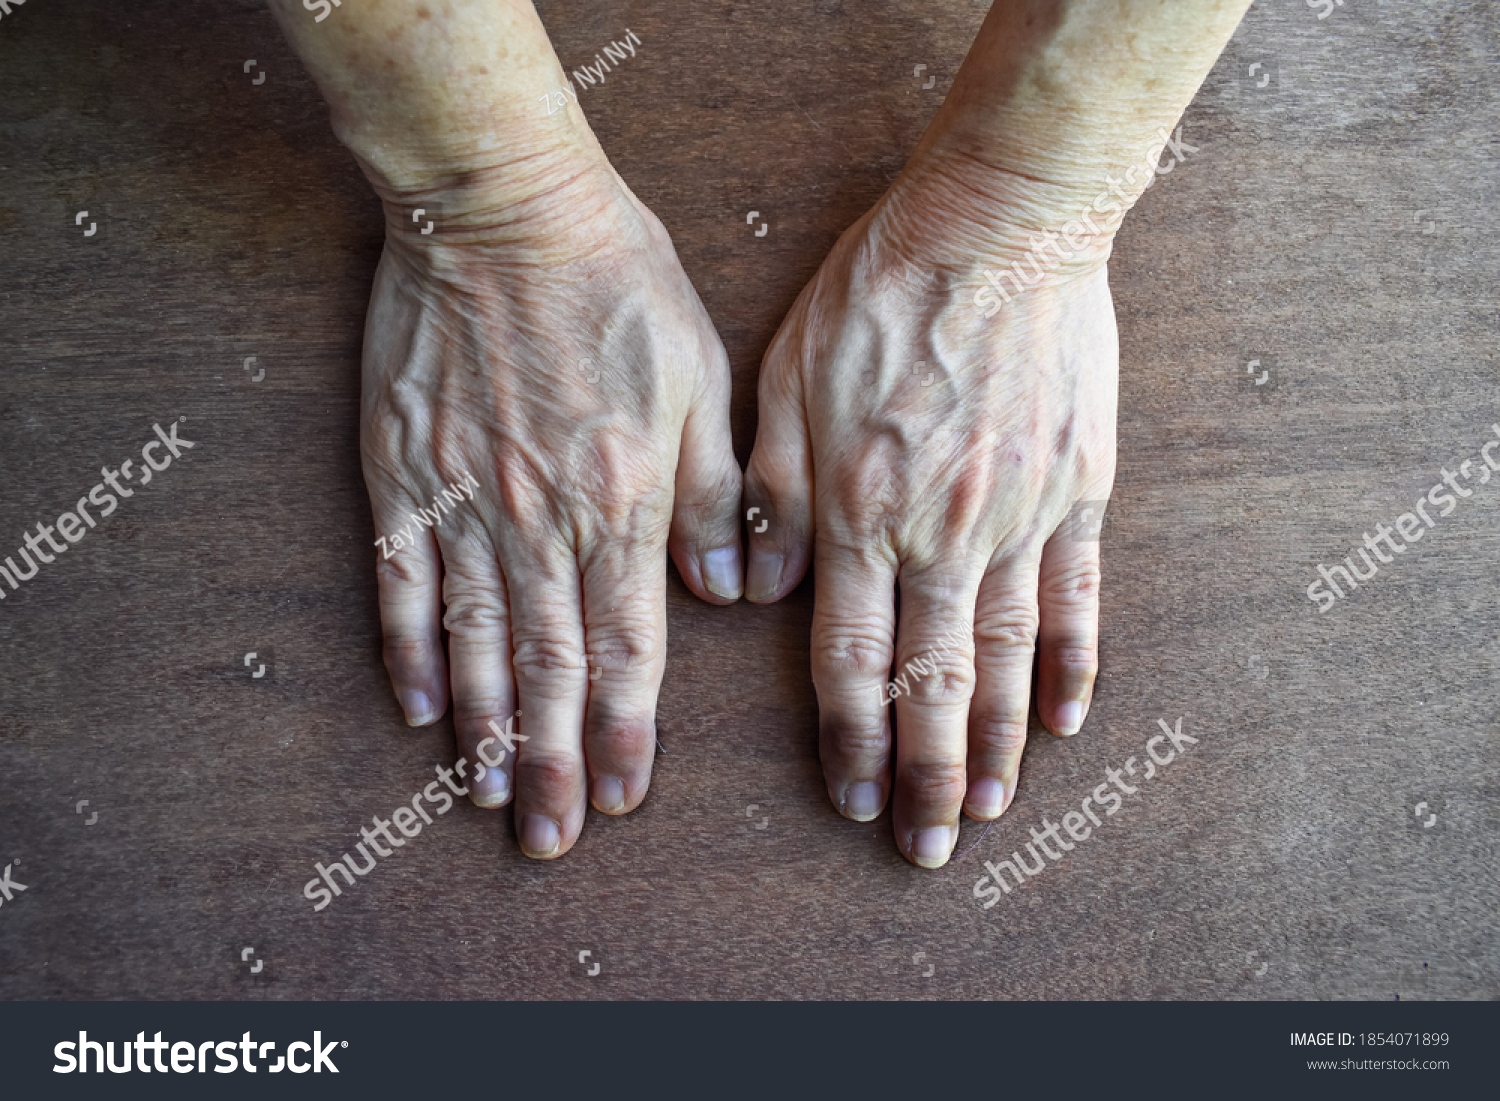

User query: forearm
[890,0,1252,260]
[268,0,609,233]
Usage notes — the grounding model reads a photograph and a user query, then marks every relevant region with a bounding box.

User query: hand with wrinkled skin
[363,160,743,859]
[743,0,1250,868]
[743,159,1117,869]
[268,0,744,859]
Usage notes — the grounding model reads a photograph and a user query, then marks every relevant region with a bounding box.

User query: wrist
[871,144,1119,285]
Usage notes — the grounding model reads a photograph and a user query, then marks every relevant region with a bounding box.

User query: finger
[964,550,1043,823]
[368,487,448,727]
[436,532,517,809]
[668,355,746,604]
[891,560,982,869]
[1036,523,1103,738]
[743,345,813,602]
[502,540,589,860]
[811,538,898,824]
[580,533,668,815]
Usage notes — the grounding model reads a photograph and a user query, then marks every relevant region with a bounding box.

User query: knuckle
[587,623,662,676]
[899,759,969,808]
[587,716,657,768]
[974,610,1040,652]
[511,634,587,689]
[451,696,511,731]
[515,748,581,796]
[812,628,895,682]
[441,594,507,638]
[970,714,1030,761]
[375,549,431,588]
[1047,642,1099,680]
[901,655,975,707]
[1042,558,1102,603]
[819,720,891,771]
[382,634,435,676]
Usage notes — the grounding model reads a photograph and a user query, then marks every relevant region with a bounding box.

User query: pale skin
[270,0,1252,866]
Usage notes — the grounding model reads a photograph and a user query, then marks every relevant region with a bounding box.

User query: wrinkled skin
[745,159,1118,868]
[361,161,743,859]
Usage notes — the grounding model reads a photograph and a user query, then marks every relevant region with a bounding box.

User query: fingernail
[469,764,511,809]
[1055,700,1084,736]
[701,546,743,600]
[592,775,626,814]
[911,826,955,869]
[520,814,561,858]
[746,549,784,601]
[965,778,1007,819]
[842,782,883,821]
[401,689,437,726]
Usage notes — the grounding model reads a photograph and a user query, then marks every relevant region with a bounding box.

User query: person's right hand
[362,152,743,859]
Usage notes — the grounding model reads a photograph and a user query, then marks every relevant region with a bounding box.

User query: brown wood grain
[0,0,1496,1000]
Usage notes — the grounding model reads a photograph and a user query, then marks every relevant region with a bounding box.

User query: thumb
[669,352,746,604]
[743,346,813,603]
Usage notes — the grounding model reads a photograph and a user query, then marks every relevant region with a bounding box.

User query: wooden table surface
[1,0,1496,1000]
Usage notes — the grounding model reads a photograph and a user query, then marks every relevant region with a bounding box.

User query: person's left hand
[743,154,1119,868]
